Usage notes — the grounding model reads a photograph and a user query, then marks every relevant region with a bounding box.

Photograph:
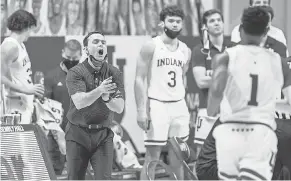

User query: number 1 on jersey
[248,74,258,106]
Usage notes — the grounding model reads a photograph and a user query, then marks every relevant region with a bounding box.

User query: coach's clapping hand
[97,76,117,94]
[25,84,45,97]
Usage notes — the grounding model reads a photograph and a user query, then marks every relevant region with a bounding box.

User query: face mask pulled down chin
[62,58,79,70]
[89,48,107,62]
[164,27,181,39]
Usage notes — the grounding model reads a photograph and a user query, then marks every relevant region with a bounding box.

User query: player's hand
[25,84,45,97]
[97,76,117,94]
[137,111,149,131]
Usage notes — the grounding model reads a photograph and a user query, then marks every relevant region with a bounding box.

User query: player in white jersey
[207,7,291,180]
[134,6,191,180]
[1,10,44,124]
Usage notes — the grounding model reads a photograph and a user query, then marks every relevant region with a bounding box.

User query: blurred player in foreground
[207,7,291,180]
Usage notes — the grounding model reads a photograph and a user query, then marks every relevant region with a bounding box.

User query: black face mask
[62,58,79,70]
[164,26,182,39]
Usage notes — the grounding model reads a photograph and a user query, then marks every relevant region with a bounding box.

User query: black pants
[65,122,114,180]
[196,120,220,180]
[272,119,291,180]
[197,119,291,180]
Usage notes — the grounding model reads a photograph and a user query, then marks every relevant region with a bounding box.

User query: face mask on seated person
[62,58,79,70]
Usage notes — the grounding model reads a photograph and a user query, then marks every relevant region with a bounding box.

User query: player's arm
[282,56,291,106]
[1,42,43,96]
[192,46,212,89]
[207,52,229,117]
[103,70,125,114]
[134,41,155,117]
[182,47,192,87]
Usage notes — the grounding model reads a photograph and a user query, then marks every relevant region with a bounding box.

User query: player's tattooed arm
[134,40,155,130]
[207,52,229,117]
[183,48,192,88]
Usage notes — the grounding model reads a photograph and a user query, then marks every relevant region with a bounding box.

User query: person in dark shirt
[44,39,82,175]
[191,9,232,169]
[65,31,125,180]
[45,39,82,129]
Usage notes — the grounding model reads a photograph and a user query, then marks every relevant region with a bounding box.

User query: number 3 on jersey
[168,71,176,87]
[248,74,258,106]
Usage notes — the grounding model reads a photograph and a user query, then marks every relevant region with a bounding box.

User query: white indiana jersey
[2,37,34,112]
[147,36,189,101]
[220,45,284,130]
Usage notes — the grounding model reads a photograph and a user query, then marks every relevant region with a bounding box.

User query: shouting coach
[65,31,125,180]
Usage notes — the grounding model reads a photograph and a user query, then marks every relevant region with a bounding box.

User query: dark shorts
[65,122,114,180]
[196,118,291,180]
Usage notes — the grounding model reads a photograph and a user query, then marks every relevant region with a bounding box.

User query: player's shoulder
[212,51,229,68]
[178,40,191,57]
[141,38,156,54]
[178,39,188,49]
[1,39,19,52]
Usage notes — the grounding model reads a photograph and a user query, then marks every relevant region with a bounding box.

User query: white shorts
[194,109,217,145]
[6,96,34,124]
[213,123,277,180]
[144,99,190,146]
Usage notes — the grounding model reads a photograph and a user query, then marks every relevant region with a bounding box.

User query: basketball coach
[65,31,125,180]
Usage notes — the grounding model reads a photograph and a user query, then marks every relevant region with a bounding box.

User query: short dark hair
[241,6,270,36]
[7,9,36,32]
[65,39,82,53]
[249,0,271,6]
[202,9,224,25]
[160,5,184,21]
[83,31,104,47]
